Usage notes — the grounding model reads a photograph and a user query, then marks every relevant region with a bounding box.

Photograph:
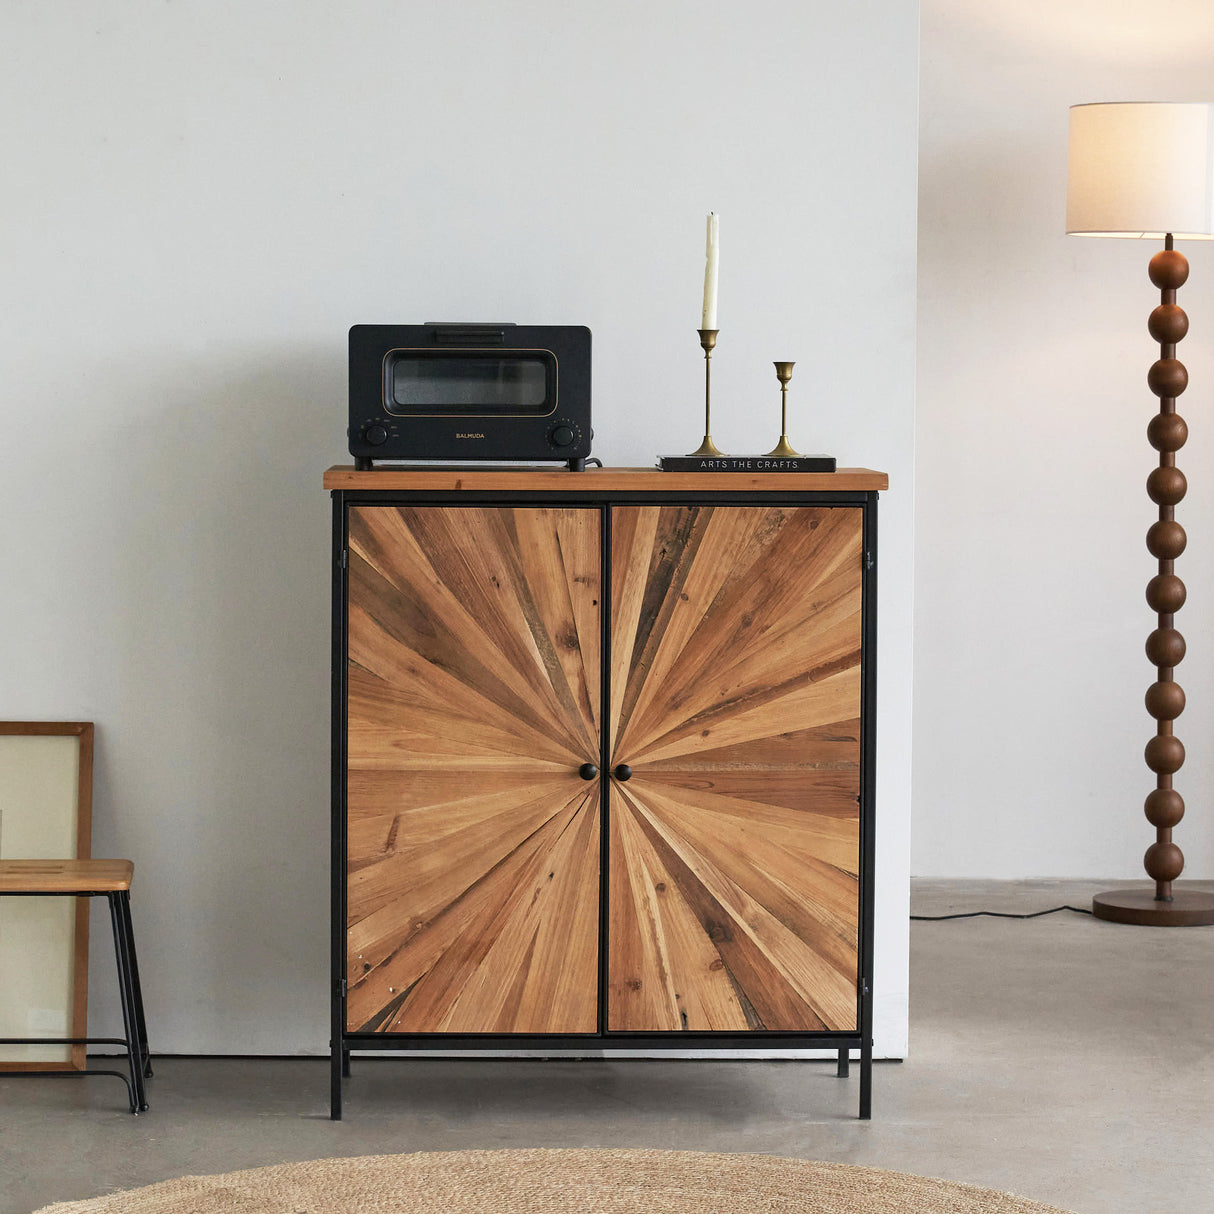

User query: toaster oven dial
[363,424,388,447]
[548,420,579,449]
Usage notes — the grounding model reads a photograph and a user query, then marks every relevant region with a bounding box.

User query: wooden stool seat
[0,859,133,893]
[0,857,150,1113]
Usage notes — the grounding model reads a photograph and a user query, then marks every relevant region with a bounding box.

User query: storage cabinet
[328,467,884,1120]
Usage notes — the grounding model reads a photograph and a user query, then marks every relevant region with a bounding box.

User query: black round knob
[578,763,598,781]
[613,764,632,781]
[363,424,388,446]
[551,425,575,447]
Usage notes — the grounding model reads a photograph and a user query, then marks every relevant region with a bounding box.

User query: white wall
[1,1,918,1056]
[916,0,1214,877]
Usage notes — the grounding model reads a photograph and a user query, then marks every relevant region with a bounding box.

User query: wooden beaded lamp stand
[1068,102,1214,926]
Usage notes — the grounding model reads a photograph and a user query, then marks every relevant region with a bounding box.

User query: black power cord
[911,905,1093,921]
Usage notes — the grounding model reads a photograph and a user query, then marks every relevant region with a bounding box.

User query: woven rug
[33,1148,1074,1214]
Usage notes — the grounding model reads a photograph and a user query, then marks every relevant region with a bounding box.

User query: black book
[658,454,837,473]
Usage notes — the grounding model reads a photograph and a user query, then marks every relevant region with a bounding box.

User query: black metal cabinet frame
[329,485,879,1120]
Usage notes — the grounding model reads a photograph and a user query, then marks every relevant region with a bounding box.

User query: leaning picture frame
[0,722,94,1071]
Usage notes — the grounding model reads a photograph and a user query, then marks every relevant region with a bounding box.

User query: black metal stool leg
[107,893,147,1113]
[117,890,152,1078]
[837,1047,850,1078]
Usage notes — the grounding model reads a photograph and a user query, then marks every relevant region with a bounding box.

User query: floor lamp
[1067,101,1214,926]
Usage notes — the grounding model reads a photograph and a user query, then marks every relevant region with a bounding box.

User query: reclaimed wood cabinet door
[344,505,602,1035]
[607,505,863,1033]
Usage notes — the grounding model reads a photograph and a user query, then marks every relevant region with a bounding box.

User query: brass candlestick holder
[687,328,724,457]
[764,361,803,458]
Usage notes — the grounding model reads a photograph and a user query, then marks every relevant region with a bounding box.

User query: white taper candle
[701,212,719,329]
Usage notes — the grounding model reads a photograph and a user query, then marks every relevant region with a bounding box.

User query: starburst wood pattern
[345,506,602,1034]
[607,505,863,1032]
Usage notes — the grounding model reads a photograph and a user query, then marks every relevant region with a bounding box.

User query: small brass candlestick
[764,361,803,458]
[687,328,724,457]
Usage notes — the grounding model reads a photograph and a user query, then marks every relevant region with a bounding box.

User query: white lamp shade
[1067,102,1214,239]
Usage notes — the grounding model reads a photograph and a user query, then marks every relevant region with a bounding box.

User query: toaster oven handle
[424,323,516,346]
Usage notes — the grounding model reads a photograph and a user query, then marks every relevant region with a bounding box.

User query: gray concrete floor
[3,880,1212,1214]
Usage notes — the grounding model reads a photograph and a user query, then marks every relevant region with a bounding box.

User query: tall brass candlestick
[687,328,724,457]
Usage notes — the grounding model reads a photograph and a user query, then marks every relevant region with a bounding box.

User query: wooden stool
[0,859,151,1113]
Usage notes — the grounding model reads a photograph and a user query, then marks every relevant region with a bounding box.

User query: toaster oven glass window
[385,351,554,416]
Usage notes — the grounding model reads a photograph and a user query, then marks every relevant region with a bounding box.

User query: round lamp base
[1092,886,1214,926]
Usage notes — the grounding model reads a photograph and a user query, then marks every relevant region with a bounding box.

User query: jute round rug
[33,1149,1074,1214]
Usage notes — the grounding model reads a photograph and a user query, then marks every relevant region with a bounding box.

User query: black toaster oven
[348,323,592,470]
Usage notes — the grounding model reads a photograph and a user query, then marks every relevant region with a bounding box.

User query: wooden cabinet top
[324,466,888,492]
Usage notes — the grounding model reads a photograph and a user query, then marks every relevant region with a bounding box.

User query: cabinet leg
[836,1048,850,1078]
[330,1043,344,1120]
[342,1049,351,1079]
[859,1039,872,1120]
